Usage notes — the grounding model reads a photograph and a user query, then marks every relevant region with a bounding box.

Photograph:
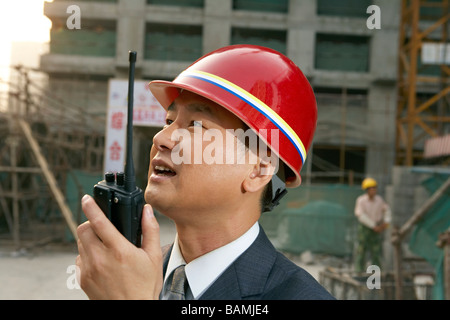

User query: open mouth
[154,165,176,177]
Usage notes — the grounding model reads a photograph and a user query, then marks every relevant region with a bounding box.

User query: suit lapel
[199,226,277,300]
[198,264,242,299]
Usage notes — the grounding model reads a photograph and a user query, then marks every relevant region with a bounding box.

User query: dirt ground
[0,215,327,300]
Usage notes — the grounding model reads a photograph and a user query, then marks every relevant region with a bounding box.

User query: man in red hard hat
[76,45,334,300]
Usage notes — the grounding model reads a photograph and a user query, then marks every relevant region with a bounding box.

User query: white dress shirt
[161,222,260,300]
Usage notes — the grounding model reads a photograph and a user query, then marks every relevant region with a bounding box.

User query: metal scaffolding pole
[396,0,450,166]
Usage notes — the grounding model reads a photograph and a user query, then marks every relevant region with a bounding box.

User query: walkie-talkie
[93,51,144,247]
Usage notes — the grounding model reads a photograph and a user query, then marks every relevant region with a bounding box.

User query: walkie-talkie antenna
[124,51,137,192]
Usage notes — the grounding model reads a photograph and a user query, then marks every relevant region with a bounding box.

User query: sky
[0,0,52,82]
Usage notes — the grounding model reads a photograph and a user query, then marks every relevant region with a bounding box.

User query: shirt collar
[164,222,260,299]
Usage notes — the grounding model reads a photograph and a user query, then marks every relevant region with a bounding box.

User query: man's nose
[152,124,177,152]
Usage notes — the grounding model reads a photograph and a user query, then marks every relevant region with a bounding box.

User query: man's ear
[242,160,275,193]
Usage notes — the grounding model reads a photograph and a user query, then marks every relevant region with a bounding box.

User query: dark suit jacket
[162,225,335,300]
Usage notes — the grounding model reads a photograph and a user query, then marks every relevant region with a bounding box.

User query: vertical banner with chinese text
[104,79,166,173]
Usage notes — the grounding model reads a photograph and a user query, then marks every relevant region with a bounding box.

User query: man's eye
[191,120,203,128]
[163,119,173,128]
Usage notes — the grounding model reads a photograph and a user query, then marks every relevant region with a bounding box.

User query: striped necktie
[166,265,188,300]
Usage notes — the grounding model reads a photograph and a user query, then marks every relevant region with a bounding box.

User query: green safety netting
[409,174,450,300]
[260,184,362,257]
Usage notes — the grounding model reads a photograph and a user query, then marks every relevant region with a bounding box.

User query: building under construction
[0,0,449,299]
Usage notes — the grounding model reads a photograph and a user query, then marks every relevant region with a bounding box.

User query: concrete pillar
[365,84,397,190]
[203,0,232,54]
[115,0,146,77]
[369,0,400,80]
[287,0,316,74]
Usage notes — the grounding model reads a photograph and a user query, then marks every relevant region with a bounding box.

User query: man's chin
[145,188,173,214]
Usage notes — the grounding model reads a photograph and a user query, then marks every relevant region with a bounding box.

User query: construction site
[0,0,449,300]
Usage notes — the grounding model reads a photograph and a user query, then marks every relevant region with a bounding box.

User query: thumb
[141,204,161,256]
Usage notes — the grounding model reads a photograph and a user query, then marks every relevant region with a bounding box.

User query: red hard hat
[148,44,317,188]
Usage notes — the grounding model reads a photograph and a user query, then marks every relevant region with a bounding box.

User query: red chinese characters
[111,111,124,130]
[109,141,122,161]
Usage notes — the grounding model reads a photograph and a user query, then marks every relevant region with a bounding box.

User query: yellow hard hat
[362,178,377,190]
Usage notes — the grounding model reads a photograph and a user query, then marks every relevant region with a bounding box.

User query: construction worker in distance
[354,177,392,273]
[76,45,335,300]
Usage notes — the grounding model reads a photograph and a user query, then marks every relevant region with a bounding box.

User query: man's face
[367,187,377,198]
[145,91,256,223]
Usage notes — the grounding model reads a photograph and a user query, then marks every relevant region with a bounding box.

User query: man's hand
[374,222,388,233]
[76,195,163,299]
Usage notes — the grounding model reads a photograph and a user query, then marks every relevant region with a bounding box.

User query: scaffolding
[396,0,450,166]
[0,66,105,248]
